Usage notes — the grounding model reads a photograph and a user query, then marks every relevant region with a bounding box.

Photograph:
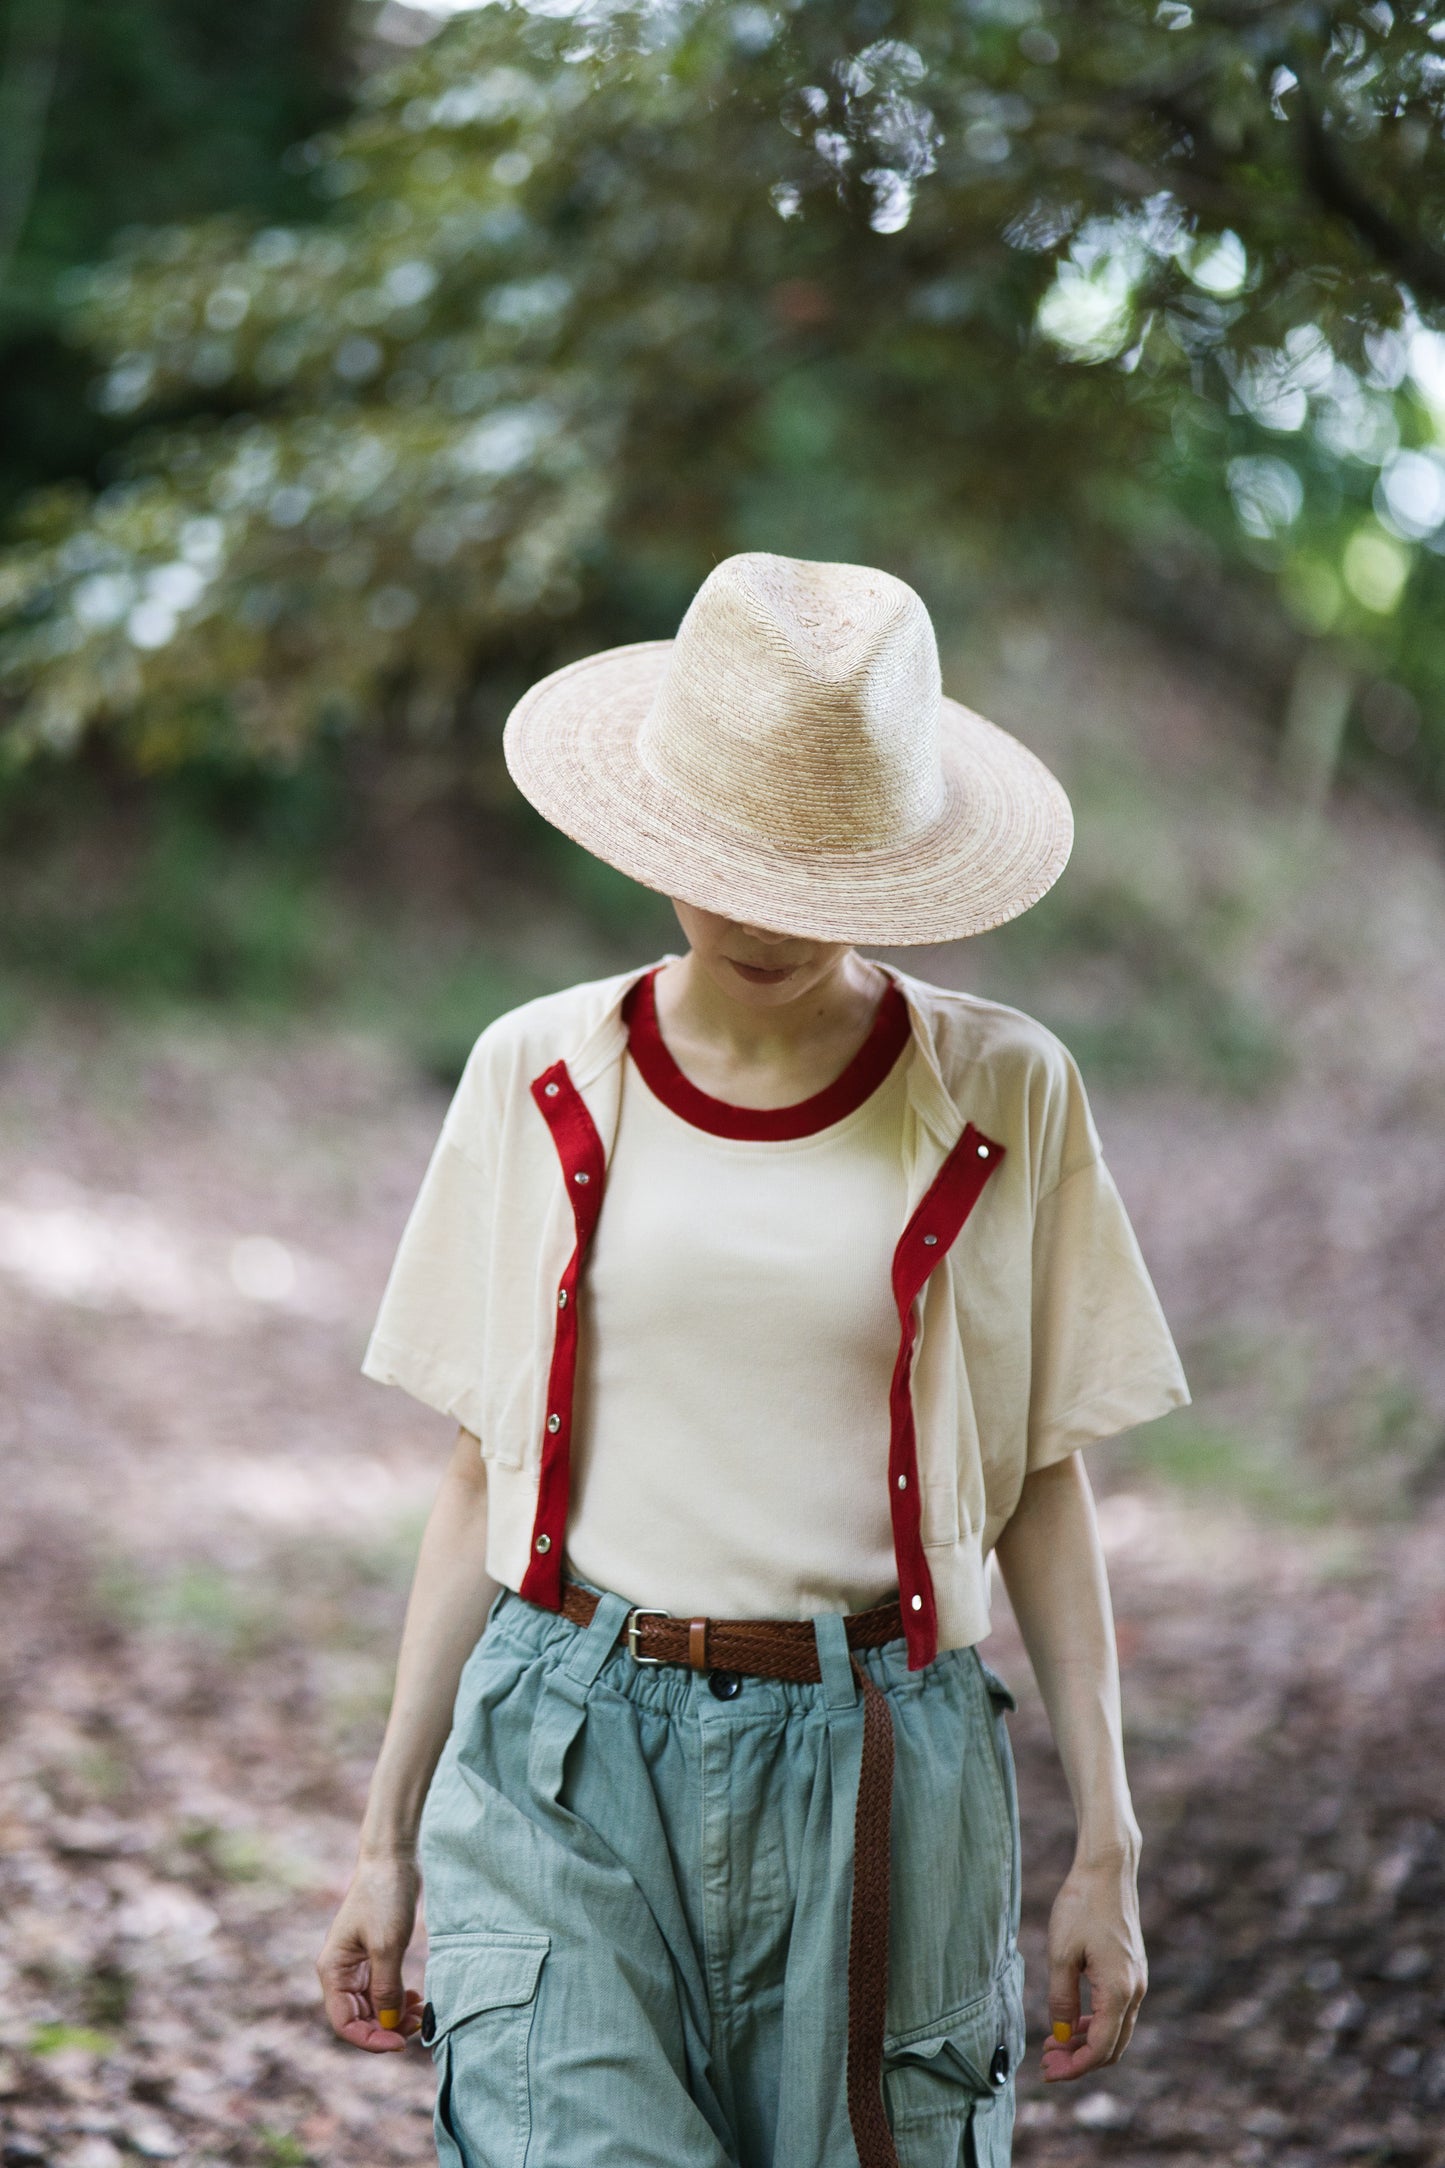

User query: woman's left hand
[1039,1845,1147,2082]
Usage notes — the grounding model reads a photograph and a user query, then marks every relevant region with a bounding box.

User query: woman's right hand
[316,1851,426,2052]
[316,1427,497,2053]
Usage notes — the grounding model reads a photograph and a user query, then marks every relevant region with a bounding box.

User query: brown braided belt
[560,1580,905,2168]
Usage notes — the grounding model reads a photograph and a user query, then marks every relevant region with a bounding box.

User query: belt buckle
[625,1607,671,1664]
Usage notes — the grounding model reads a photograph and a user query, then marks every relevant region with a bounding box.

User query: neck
[659,949,886,1060]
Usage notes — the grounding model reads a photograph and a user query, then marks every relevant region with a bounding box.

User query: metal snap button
[544,1082,560,1098]
[922,1232,938,1246]
[557,1288,568,1308]
[977,1143,990,1158]
[896,1473,907,1489]
[535,1533,552,1554]
[708,1669,742,1700]
[573,1171,590,1185]
[910,1593,923,1611]
[988,2042,1010,2086]
[420,2001,436,2045]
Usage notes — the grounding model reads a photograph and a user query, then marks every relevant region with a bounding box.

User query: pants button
[420,2001,437,2045]
[708,1669,742,1700]
[988,2042,1010,2086]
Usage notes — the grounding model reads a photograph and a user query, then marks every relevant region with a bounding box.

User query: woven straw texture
[503,552,1073,945]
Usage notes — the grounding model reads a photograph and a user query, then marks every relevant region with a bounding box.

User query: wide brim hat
[503,552,1072,946]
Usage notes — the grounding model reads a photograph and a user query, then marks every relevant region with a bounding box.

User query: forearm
[359,1425,500,1861]
[993,1452,1139,1863]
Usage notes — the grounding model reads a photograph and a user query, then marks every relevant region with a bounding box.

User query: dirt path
[1001,1500,1445,2166]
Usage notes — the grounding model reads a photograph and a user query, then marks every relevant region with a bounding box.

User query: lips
[728,959,799,984]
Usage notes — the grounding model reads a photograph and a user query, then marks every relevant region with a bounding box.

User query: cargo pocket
[884,1950,1026,2168]
[976,1658,1016,1714]
[422,1931,549,2168]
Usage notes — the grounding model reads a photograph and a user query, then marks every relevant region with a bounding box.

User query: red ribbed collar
[621,967,912,1141]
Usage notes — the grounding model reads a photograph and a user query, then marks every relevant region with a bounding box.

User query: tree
[0,0,351,511]
[3,0,1444,793]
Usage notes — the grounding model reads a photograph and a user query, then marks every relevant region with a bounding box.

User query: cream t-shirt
[566,1039,909,1619]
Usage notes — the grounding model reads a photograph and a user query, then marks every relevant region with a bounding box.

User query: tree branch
[0,0,66,298]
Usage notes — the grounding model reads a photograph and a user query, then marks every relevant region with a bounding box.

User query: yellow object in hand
[1052,2021,1073,2044]
[378,2008,401,2029]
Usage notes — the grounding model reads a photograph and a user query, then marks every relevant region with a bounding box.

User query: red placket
[523,1050,1004,1664]
[889,1122,1005,1669]
[519,1060,606,1609]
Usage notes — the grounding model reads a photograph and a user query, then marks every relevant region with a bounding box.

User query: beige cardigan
[361,960,1188,1664]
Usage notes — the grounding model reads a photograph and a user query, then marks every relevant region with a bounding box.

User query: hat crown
[637,553,945,852]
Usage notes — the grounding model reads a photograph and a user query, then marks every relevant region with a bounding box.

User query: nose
[736,921,794,947]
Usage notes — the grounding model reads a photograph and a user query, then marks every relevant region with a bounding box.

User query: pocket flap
[977,1657,1017,1713]
[424,1931,548,2040]
[885,1949,1026,2098]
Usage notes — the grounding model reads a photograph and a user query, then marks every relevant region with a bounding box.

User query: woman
[317,553,1189,2167]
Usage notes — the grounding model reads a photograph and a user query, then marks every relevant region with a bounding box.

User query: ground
[2,610,1443,2167]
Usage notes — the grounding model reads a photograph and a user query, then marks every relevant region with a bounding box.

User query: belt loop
[562,1588,632,1690]
[813,1611,858,1710]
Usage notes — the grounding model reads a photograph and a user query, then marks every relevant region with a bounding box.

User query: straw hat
[502,552,1072,945]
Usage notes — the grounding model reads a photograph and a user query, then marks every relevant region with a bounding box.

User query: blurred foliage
[0,646,1292,1087]
[3,0,1445,798]
[0,725,1293,1097]
[972,746,1298,1091]
[0,0,352,513]
[255,2133,314,2168]
[28,2022,118,2058]
[0,743,594,1072]
[1123,1341,1445,1523]
[0,745,355,1008]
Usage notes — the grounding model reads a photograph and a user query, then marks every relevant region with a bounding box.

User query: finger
[1046,1947,1082,2053]
[316,1949,369,2045]
[1073,1930,1140,2069]
[1089,1957,1147,2070]
[1040,1989,1088,2084]
[1041,1999,1128,2083]
[1041,2038,1103,2082]
[340,2013,410,2053]
[1040,2037,1084,2082]
[368,1943,408,2034]
[323,1984,410,2053]
[318,1949,409,2054]
[1109,1981,1147,2065]
[1073,1998,1127,2074]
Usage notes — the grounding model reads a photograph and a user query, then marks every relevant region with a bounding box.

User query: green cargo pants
[418,1582,1025,2168]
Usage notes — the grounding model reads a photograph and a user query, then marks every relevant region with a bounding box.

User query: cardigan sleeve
[359,1031,502,1440]
[1025,1049,1190,1470]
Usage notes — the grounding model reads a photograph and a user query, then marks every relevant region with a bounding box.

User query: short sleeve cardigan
[361,958,1190,1668]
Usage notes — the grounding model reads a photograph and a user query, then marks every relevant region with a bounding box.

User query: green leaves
[3,0,1445,790]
